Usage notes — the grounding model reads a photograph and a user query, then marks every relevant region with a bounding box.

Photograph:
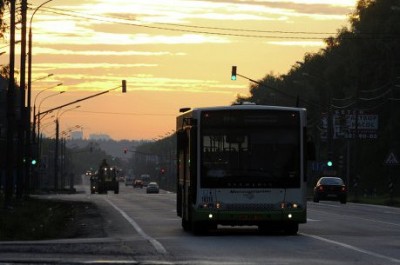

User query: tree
[237,0,400,196]
[0,1,6,39]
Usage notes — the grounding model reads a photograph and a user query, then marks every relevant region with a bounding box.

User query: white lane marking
[302,233,400,264]
[105,198,168,254]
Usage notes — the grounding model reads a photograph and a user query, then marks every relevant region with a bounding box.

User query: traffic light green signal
[31,159,37,166]
[231,66,237,80]
[327,160,333,167]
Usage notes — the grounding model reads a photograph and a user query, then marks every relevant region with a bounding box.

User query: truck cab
[90,160,119,194]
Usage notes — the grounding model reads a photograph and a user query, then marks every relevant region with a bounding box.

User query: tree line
[235,0,400,195]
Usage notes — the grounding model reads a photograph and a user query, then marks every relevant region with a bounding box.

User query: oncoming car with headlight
[146,182,159,194]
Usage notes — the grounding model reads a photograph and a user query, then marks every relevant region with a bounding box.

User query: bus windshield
[200,109,301,188]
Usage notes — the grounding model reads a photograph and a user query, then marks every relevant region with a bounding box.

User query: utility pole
[5,0,16,208]
[54,118,59,190]
[21,0,30,196]
[16,0,28,199]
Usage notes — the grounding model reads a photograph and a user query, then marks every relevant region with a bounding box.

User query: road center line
[105,198,168,255]
[301,233,400,264]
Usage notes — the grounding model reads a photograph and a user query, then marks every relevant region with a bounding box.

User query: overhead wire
[27,4,389,41]
[27,4,400,40]
[75,109,176,117]
[24,3,400,111]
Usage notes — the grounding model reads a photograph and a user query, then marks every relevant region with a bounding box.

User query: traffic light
[231,66,237,80]
[338,155,344,169]
[327,152,333,167]
[122,80,127,93]
[160,168,165,174]
[31,159,37,166]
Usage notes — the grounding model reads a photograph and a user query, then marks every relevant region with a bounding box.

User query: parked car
[146,182,159,194]
[313,176,347,204]
[133,179,144,188]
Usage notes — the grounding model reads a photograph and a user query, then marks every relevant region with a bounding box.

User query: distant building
[71,130,83,140]
[89,133,111,141]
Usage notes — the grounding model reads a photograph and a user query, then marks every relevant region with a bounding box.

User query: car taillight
[341,186,346,192]
[318,186,324,192]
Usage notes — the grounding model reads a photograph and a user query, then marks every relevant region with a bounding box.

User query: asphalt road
[0,183,399,265]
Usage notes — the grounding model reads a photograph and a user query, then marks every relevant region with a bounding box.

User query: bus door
[177,125,197,221]
[177,128,190,218]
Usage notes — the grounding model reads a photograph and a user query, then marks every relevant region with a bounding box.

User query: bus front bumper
[192,208,307,225]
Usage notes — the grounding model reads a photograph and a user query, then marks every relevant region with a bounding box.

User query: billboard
[320,110,378,140]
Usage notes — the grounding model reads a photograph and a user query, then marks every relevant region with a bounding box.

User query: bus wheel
[182,218,191,231]
[191,221,208,235]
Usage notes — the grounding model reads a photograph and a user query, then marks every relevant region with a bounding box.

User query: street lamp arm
[34,82,63,107]
[38,90,65,111]
[33,73,54,83]
[57,105,81,118]
[29,0,54,25]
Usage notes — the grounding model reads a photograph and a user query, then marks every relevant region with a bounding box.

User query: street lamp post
[33,81,127,190]
[55,106,80,190]
[4,0,16,208]
[32,82,62,142]
[26,0,54,195]
[28,0,54,123]
[36,90,65,147]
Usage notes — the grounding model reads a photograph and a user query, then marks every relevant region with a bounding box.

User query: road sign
[384,152,400,166]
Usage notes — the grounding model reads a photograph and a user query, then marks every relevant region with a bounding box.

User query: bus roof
[178,104,306,117]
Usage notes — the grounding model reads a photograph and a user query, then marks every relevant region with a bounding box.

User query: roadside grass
[0,197,104,241]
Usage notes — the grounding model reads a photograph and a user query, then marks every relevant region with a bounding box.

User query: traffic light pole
[36,81,126,117]
[35,81,126,191]
[231,66,320,108]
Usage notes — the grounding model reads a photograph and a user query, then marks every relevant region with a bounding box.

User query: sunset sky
[5,0,357,140]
